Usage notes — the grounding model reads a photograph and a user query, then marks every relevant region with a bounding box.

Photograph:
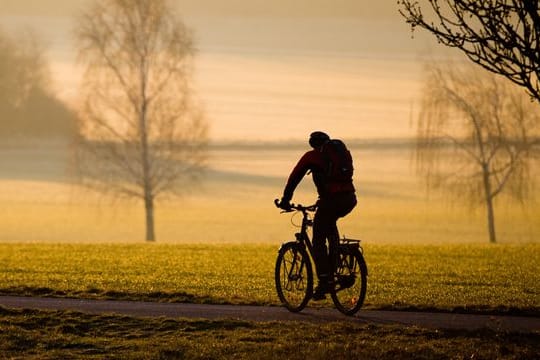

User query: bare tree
[416,62,539,243]
[75,0,207,241]
[398,0,540,103]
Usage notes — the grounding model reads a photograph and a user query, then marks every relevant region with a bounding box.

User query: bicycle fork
[285,248,307,290]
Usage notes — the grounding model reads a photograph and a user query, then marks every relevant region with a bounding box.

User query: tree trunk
[144,194,155,242]
[485,194,496,244]
[139,66,154,242]
[482,164,497,243]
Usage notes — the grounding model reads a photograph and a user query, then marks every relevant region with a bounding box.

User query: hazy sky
[0,0,450,141]
[1,1,397,19]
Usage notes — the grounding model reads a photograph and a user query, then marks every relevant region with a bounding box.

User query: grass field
[0,243,538,314]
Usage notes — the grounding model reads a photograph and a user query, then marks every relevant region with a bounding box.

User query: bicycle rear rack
[340,237,361,244]
[339,237,362,253]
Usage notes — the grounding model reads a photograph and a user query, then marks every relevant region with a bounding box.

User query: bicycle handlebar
[274,199,318,212]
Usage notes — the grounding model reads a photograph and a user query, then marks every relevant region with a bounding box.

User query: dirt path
[0,296,538,332]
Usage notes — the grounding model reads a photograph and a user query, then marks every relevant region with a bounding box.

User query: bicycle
[273,199,368,315]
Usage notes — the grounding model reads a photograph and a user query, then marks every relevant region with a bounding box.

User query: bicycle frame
[277,201,364,278]
[276,203,316,258]
[293,206,315,256]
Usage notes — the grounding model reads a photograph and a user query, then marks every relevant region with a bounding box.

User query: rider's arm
[282,151,317,202]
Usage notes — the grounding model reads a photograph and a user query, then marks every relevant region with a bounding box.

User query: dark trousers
[312,192,357,279]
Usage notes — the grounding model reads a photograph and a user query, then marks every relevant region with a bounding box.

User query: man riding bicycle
[277,131,357,300]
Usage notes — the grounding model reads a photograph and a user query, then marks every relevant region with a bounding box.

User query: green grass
[0,307,538,360]
[0,243,538,314]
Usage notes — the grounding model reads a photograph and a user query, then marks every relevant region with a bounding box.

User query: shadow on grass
[0,307,539,360]
[374,302,540,318]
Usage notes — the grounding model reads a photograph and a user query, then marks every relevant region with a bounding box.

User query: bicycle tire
[275,242,313,312]
[330,247,367,316]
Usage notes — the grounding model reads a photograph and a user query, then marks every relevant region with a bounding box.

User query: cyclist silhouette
[277,131,357,300]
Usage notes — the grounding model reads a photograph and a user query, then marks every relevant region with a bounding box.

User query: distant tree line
[0,29,76,140]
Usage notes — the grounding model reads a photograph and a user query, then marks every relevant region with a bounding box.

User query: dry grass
[0,307,538,359]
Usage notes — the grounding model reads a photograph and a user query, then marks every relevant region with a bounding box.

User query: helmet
[309,131,330,148]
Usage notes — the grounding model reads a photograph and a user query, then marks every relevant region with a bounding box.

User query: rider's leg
[328,222,339,275]
[330,192,357,270]
[312,193,357,300]
[312,199,333,278]
[312,199,338,300]
[336,192,357,218]
[313,194,356,277]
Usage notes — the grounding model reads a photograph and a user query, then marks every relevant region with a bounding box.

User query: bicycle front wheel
[331,247,367,316]
[275,242,313,312]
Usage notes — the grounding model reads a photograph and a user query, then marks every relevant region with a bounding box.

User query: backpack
[321,139,354,184]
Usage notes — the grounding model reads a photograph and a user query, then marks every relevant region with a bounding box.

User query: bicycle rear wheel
[275,242,313,312]
[331,246,367,315]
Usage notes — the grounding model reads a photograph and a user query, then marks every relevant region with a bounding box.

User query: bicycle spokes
[330,248,367,316]
[283,251,306,291]
[275,243,313,313]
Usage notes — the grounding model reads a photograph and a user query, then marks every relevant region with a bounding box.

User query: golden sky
[1,1,395,18]
[0,1,449,141]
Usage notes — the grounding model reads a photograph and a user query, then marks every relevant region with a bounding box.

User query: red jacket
[282,149,355,202]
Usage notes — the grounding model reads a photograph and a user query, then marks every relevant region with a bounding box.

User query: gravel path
[1,296,538,332]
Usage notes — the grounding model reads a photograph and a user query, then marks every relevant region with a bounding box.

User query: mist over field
[0,138,537,244]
